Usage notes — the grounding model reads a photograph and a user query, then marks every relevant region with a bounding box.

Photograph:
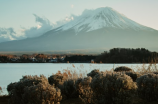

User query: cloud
[0,14,75,43]
[22,14,74,38]
[22,14,53,38]
[37,24,42,29]
[0,28,17,43]
[71,4,74,8]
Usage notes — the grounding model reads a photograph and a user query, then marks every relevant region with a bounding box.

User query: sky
[0,0,158,43]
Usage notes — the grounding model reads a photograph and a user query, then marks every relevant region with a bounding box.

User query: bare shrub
[61,79,79,99]
[22,82,62,104]
[80,77,93,104]
[91,72,137,104]
[114,66,133,72]
[136,63,158,75]
[48,73,66,87]
[136,73,158,102]
[75,77,93,104]
[48,69,83,87]
[7,75,62,104]
[48,68,88,101]
[87,69,100,78]
[125,71,141,82]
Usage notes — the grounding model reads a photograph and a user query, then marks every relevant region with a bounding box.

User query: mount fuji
[0,7,158,54]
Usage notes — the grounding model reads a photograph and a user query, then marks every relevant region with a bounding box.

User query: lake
[0,63,153,95]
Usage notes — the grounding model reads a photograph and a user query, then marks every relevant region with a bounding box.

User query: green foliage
[136,73,158,102]
[7,75,62,104]
[91,72,137,104]
[114,66,133,72]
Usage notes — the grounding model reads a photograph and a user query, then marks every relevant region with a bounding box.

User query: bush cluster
[136,73,158,102]
[75,77,93,104]
[125,71,141,82]
[114,66,133,72]
[6,65,158,104]
[87,69,100,78]
[48,74,65,87]
[61,79,78,99]
[91,72,137,104]
[7,75,62,104]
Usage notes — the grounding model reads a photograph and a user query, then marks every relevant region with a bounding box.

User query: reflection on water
[0,63,154,95]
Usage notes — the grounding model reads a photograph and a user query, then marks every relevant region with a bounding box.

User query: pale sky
[0,0,158,42]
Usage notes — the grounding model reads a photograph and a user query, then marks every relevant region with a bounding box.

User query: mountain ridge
[0,7,158,53]
[57,7,153,33]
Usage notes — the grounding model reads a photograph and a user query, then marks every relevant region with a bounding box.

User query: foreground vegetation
[1,62,158,104]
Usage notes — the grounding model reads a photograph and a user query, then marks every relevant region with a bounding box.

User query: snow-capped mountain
[59,7,148,33]
[0,7,157,54]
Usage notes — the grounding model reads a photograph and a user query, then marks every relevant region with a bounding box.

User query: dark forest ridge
[0,48,158,63]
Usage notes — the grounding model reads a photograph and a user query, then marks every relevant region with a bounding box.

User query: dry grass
[54,64,88,80]
[135,62,158,75]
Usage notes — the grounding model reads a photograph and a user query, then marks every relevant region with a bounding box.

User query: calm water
[0,63,151,95]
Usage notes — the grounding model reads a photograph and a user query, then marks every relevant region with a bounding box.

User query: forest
[95,48,158,63]
[0,48,158,63]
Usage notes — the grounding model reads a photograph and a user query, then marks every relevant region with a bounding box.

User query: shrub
[136,73,158,102]
[0,86,2,95]
[125,71,141,82]
[22,82,62,104]
[75,78,83,93]
[75,77,93,104]
[153,72,158,74]
[7,75,62,104]
[7,75,47,97]
[61,79,79,99]
[87,69,100,78]
[114,66,133,72]
[48,74,64,87]
[89,72,104,103]
[48,71,68,87]
[91,72,137,104]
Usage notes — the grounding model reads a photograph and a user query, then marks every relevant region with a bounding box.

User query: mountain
[59,7,149,32]
[0,7,158,54]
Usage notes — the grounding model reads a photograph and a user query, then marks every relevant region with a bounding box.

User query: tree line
[64,55,96,63]
[0,48,158,63]
[95,48,158,63]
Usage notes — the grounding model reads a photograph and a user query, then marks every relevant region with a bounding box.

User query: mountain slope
[0,7,158,54]
[59,7,149,33]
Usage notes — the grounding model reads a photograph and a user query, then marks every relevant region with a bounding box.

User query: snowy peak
[59,7,147,32]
